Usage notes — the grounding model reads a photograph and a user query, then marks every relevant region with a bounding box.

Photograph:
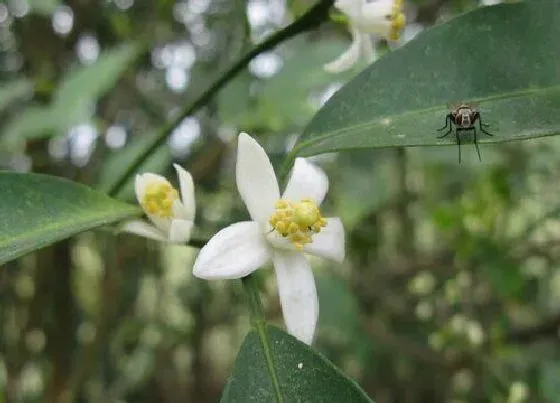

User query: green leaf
[218,71,252,126]
[0,172,139,265]
[219,39,355,131]
[2,106,57,149]
[2,43,141,147]
[295,0,560,156]
[0,79,33,111]
[221,325,372,403]
[53,43,141,118]
[257,38,355,126]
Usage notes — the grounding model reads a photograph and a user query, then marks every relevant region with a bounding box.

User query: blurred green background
[1,0,558,402]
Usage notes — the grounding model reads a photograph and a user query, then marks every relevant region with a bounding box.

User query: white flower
[122,164,195,244]
[324,0,406,73]
[193,133,345,345]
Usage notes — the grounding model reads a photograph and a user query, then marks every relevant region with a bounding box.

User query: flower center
[141,182,179,218]
[387,0,406,41]
[268,199,327,250]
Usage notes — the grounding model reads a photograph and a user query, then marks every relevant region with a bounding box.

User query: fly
[437,103,494,163]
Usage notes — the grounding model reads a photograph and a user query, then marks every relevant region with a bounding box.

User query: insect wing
[446,101,462,111]
[446,101,481,112]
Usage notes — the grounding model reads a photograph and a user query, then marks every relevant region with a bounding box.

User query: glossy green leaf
[221,325,372,403]
[295,0,560,156]
[0,172,139,265]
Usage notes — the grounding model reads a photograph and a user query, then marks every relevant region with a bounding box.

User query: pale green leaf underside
[296,0,560,156]
[221,325,372,403]
[0,172,139,265]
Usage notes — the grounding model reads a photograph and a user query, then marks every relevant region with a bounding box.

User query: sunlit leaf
[0,172,139,265]
[295,0,560,156]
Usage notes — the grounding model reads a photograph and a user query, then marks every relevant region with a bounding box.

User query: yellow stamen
[386,0,406,41]
[268,198,327,250]
[140,181,179,218]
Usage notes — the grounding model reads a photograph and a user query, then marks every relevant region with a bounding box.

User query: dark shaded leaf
[296,0,560,156]
[221,325,372,403]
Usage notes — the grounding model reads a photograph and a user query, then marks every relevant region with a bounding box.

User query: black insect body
[437,103,494,163]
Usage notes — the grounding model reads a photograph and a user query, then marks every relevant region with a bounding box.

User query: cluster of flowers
[123,133,344,345]
[122,0,406,344]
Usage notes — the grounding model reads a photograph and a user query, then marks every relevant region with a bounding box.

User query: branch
[108,0,335,196]
[505,312,560,344]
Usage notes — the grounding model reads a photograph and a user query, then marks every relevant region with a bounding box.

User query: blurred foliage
[1,0,559,402]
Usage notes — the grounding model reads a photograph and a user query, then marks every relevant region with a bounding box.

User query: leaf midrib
[256,321,285,403]
[295,83,560,154]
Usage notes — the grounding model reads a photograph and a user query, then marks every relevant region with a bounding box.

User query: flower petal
[323,26,362,73]
[236,133,280,225]
[282,158,329,205]
[357,0,397,36]
[146,214,171,235]
[273,250,318,345]
[121,220,168,242]
[193,221,270,279]
[173,164,195,220]
[168,219,194,243]
[304,218,345,263]
[361,32,375,64]
[333,0,363,20]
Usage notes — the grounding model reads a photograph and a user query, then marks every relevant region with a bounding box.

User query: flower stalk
[241,274,285,403]
[241,274,266,327]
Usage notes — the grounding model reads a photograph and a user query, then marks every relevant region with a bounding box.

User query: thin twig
[108,0,335,196]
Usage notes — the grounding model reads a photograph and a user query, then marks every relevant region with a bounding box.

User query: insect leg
[473,127,482,162]
[478,116,494,136]
[437,114,451,132]
[437,116,453,138]
[437,128,452,139]
[455,128,461,163]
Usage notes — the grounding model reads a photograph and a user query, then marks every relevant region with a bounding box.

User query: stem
[108,0,334,197]
[241,274,285,403]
